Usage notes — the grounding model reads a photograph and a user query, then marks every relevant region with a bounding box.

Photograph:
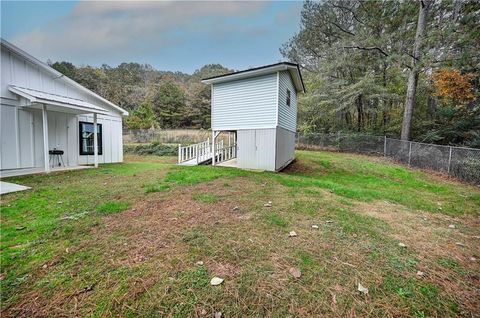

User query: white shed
[0,39,128,177]
[178,62,304,171]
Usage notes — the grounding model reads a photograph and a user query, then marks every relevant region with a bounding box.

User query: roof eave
[201,63,305,93]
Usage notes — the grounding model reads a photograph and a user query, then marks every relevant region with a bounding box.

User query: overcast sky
[1,1,302,73]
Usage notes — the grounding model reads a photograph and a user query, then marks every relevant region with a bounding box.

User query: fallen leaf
[311,225,319,229]
[325,220,333,223]
[231,206,240,212]
[214,312,222,318]
[289,267,301,278]
[264,201,272,207]
[398,243,407,248]
[210,277,224,286]
[289,231,298,237]
[196,261,204,266]
[448,224,456,229]
[470,257,477,261]
[455,242,466,247]
[416,271,425,277]
[357,283,368,294]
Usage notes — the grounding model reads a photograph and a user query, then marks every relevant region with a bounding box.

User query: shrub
[124,142,177,156]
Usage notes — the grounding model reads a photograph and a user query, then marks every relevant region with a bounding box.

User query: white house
[0,39,128,177]
[178,62,304,171]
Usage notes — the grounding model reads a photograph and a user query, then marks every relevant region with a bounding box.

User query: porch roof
[8,85,109,115]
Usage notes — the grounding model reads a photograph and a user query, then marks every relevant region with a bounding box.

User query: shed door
[237,130,256,169]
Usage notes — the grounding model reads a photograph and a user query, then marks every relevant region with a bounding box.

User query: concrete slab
[1,181,30,195]
[0,165,92,178]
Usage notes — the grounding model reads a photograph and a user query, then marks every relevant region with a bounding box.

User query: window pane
[79,122,102,155]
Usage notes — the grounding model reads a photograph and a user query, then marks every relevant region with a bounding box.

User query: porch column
[212,130,216,166]
[42,104,50,173]
[93,113,98,168]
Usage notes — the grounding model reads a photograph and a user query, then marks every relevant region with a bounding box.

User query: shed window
[79,122,102,155]
[286,89,291,107]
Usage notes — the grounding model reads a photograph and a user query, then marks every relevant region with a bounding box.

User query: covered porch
[5,85,108,175]
[0,165,92,178]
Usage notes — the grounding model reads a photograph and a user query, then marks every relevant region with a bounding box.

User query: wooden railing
[215,144,237,164]
[178,139,225,164]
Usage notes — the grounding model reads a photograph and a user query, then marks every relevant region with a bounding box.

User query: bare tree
[401,0,433,141]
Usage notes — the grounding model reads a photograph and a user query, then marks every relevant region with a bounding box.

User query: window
[79,121,102,155]
[286,89,291,107]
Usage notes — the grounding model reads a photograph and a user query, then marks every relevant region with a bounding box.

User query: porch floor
[217,158,238,168]
[0,165,93,178]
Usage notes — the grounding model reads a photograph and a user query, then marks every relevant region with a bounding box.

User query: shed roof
[202,62,305,93]
[0,38,128,116]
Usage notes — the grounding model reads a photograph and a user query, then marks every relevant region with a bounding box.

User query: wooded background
[51,0,479,147]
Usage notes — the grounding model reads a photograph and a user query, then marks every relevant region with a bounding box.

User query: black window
[79,121,102,155]
[286,89,291,107]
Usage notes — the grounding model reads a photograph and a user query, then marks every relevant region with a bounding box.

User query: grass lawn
[1,151,479,317]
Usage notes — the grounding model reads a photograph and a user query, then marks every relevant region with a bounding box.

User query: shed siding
[212,73,277,131]
[275,126,295,170]
[237,128,276,171]
[277,71,297,132]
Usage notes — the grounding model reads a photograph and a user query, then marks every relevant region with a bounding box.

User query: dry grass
[1,152,479,317]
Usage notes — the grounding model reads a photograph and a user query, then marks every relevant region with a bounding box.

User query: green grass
[96,201,130,215]
[192,193,220,203]
[1,151,479,317]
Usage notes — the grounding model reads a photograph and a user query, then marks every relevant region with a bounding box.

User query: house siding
[275,126,295,170]
[0,43,124,171]
[277,71,297,133]
[211,73,277,131]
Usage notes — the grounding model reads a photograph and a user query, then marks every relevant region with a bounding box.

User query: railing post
[196,144,199,164]
[447,146,453,174]
[408,141,412,167]
[178,144,181,163]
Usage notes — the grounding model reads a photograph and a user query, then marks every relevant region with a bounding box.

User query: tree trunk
[400,0,431,141]
[356,94,363,132]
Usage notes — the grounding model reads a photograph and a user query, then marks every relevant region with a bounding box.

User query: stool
[49,149,65,168]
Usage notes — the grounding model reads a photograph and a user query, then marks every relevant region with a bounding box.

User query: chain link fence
[296,132,480,184]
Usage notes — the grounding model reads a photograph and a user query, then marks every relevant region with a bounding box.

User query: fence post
[447,146,453,174]
[384,136,387,157]
[337,131,341,150]
[408,141,412,166]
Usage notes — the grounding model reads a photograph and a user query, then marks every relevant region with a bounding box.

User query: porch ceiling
[8,85,109,115]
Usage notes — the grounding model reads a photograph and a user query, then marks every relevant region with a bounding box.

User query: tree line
[50,61,230,129]
[281,0,479,147]
[51,0,479,147]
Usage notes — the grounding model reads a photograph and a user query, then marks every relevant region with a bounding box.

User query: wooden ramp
[177,139,236,166]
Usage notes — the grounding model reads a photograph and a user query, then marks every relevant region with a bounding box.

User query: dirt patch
[281,159,316,175]
[353,200,480,314]
[3,177,259,318]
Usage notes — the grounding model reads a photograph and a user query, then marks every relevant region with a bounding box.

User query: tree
[401,0,433,141]
[152,81,186,128]
[124,102,158,129]
[432,69,476,106]
[281,0,479,146]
